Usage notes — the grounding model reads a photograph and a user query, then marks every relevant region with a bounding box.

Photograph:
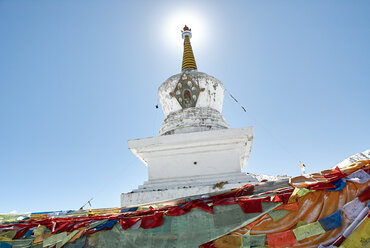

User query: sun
[162,9,208,50]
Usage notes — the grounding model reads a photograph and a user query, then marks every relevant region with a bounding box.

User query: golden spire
[181,25,197,71]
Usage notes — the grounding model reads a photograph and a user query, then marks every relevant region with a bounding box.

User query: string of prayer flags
[318,210,342,231]
[0,161,367,248]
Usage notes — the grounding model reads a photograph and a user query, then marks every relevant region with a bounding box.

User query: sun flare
[162,10,208,50]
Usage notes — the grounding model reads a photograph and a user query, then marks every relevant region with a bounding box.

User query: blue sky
[0,0,369,213]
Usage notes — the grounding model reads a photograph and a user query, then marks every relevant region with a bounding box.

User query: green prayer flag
[297,188,315,197]
[268,210,290,221]
[34,225,46,236]
[56,230,79,248]
[9,238,34,248]
[43,232,67,247]
[293,222,325,241]
[242,232,266,247]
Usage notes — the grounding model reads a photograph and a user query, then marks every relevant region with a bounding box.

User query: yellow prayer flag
[340,217,370,248]
[0,230,16,241]
[293,222,326,241]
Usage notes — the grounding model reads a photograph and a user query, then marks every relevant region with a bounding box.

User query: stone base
[121,176,256,207]
[135,171,257,192]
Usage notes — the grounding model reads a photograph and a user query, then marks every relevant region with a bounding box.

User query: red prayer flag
[167,206,186,216]
[192,200,214,214]
[120,217,140,230]
[237,198,262,213]
[272,193,292,204]
[324,166,347,181]
[235,184,255,197]
[267,230,297,247]
[275,201,299,211]
[307,182,336,190]
[140,212,163,229]
[13,227,29,239]
[358,185,370,202]
[181,199,214,214]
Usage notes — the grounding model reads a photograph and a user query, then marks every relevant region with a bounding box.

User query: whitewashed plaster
[158,70,225,116]
[159,107,229,135]
[129,127,253,178]
[158,70,228,135]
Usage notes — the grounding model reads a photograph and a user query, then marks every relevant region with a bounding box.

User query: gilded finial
[181,25,197,71]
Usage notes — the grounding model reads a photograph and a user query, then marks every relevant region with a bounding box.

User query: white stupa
[121,26,257,207]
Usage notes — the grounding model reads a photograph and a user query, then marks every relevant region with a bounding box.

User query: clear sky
[1,0,369,213]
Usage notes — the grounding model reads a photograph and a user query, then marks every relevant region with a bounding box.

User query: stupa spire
[181,25,197,71]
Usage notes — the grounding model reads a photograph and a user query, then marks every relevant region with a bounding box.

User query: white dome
[158,70,229,135]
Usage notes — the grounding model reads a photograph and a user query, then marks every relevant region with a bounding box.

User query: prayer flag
[242,232,266,247]
[325,179,346,191]
[140,212,163,229]
[341,198,365,221]
[318,210,342,231]
[300,162,306,175]
[237,199,262,213]
[345,169,370,184]
[340,217,370,248]
[269,210,290,221]
[119,218,140,230]
[293,222,325,241]
[267,230,297,247]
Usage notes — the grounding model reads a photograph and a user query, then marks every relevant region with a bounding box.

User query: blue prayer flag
[319,210,342,231]
[326,179,346,191]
